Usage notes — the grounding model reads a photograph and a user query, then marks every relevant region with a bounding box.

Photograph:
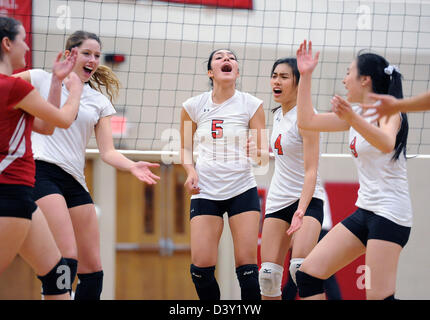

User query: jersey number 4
[274,134,283,155]
[212,119,224,139]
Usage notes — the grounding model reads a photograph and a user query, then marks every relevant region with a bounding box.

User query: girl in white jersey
[295,40,411,300]
[15,31,160,299]
[181,49,267,300]
[258,57,325,300]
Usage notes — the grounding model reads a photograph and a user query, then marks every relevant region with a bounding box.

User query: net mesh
[30,0,430,155]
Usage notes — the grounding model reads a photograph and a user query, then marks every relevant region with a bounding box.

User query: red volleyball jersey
[0,74,35,187]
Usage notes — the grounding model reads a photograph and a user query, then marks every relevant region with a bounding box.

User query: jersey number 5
[212,119,224,139]
[274,134,283,155]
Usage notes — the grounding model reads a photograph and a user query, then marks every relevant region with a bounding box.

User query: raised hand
[130,161,161,185]
[296,40,320,75]
[331,95,355,123]
[52,47,78,81]
[361,93,399,124]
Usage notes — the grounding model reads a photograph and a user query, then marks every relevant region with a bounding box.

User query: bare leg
[299,223,366,300]
[19,208,69,300]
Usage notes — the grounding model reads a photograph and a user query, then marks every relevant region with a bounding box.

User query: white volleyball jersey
[29,69,116,191]
[349,105,412,227]
[183,90,262,200]
[265,107,325,215]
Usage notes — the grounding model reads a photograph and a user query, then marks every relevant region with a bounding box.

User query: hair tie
[384,65,399,75]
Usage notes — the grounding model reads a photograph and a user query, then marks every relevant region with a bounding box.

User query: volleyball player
[258,57,325,300]
[0,16,83,299]
[180,49,268,300]
[281,192,342,300]
[14,30,160,300]
[361,90,430,122]
[294,40,411,300]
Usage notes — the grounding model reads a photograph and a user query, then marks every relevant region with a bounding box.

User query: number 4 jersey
[266,106,325,215]
[182,90,262,200]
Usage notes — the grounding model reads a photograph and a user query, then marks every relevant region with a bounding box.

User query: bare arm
[296,40,350,132]
[15,72,82,129]
[287,128,320,235]
[332,95,399,154]
[14,49,79,134]
[94,116,160,184]
[180,108,199,195]
[361,91,430,123]
[248,104,269,166]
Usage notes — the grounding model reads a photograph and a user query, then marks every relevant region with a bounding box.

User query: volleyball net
[25,0,430,156]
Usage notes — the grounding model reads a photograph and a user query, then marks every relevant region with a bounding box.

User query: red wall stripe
[158,0,253,9]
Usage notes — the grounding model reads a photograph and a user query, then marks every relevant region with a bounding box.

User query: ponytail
[88,64,120,104]
[356,51,408,161]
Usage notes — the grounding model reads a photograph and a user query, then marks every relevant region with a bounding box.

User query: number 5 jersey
[182,90,262,200]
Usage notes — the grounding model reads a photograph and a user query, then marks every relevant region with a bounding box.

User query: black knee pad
[384,294,397,300]
[64,258,78,295]
[37,258,69,296]
[296,270,324,298]
[74,271,104,300]
[236,264,261,300]
[190,264,220,300]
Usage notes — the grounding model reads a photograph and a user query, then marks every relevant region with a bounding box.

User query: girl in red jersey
[0,16,82,299]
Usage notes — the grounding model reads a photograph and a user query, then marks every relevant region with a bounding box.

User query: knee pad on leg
[289,258,304,286]
[37,258,69,295]
[74,271,104,300]
[236,264,260,300]
[190,264,220,300]
[64,258,78,295]
[383,294,397,300]
[296,270,324,298]
[259,262,283,297]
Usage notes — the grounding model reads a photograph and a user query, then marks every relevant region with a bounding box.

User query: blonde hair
[65,30,121,103]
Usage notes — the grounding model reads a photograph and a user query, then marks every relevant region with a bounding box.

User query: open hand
[331,95,355,123]
[130,161,161,185]
[360,93,399,124]
[52,47,78,81]
[296,40,320,75]
[286,208,305,235]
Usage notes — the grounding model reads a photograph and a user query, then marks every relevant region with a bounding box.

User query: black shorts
[190,187,261,220]
[264,197,324,226]
[33,160,93,209]
[341,207,411,248]
[0,184,37,220]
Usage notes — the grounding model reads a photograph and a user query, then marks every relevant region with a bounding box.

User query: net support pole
[92,156,117,300]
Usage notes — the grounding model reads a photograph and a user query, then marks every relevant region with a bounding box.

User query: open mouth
[83,66,93,76]
[221,64,232,72]
[273,88,282,94]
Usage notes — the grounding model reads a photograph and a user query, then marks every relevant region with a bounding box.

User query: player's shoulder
[184,91,210,107]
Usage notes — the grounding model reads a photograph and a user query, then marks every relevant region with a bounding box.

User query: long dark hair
[356,51,408,161]
[206,48,238,88]
[270,57,300,113]
[0,16,22,61]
